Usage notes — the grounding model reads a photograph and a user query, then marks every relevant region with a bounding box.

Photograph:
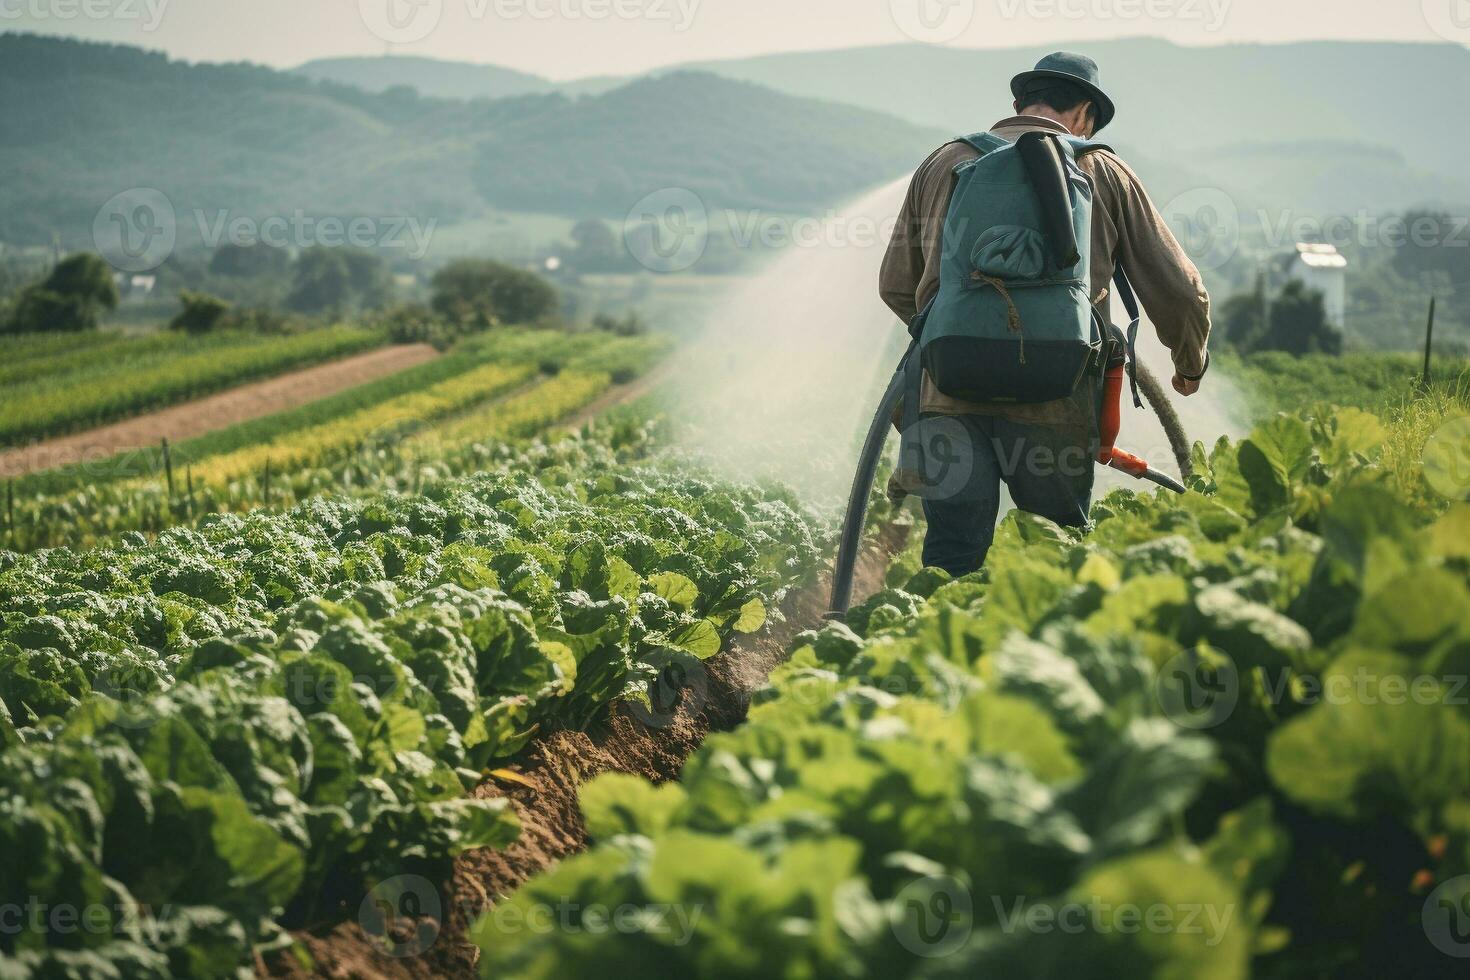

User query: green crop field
[2,328,671,551]
[2,337,1468,979]
[0,326,384,449]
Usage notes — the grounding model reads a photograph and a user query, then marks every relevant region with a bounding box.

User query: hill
[311,39,1470,215]
[294,55,556,100]
[670,39,1470,212]
[0,34,945,250]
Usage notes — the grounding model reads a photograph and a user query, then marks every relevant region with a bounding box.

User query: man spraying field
[878,51,1212,577]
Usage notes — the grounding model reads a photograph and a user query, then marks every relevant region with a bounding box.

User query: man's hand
[1172,373,1201,397]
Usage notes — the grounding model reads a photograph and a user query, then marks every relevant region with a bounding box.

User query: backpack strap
[1112,266,1145,409]
[1061,136,1113,157]
[954,131,1011,157]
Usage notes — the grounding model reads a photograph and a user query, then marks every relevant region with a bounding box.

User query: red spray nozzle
[1096,364,1188,495]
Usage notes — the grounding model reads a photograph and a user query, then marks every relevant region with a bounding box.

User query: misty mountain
[302,39,1470,215]
[294,55,557,100]
[0,34,943,250]
[668,39,1470,213]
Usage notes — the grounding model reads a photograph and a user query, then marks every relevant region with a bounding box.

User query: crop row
[4,331,670,550]
[0,329,129,370]
[433,369,613,445]
[0,325,383,449]
[477,397,1470,979]
[0,421,826,976]
[185,360,536,485]
[0,331,144,388]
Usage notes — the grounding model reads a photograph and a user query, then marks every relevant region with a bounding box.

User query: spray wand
[1095,325,1188,494]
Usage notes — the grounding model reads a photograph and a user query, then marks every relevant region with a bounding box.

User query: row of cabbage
[0,423,825,976]
[478,401,1470,979]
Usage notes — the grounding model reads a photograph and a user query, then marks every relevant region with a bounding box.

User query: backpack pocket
[971,225,1047,281]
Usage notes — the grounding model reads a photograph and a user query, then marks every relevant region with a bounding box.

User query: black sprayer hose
[1134,362,1194,480]
[825,357,1193,621]
[824,362,907,620]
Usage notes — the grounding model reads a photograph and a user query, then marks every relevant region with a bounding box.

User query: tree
[340,249,392,312]
[569,218,620,273]
[209,242,290,279]
[1391,210,1470,290]
[1262,280,1343,354]
[286,248,392,316]
[170,290,230,334]
[2,253,118,333]
[430,259,558,328]
[1221,274,1268,352]
[286,248,353,315]
[1222,276,1342,355]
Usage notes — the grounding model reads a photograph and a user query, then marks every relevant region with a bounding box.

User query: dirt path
[263,534,898,979]
[559,360,677,430]
[0,344,440,479]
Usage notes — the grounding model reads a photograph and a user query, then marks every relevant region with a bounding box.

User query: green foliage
[479,397,1470,979]
[3,253,119,334]
[0,36,938,252]
[4,331,671,550]
[370,303,459,349]
[569,219,622,273]
[208,242,290,279]
[169,290,230,334]
[431,259,560,328]
[286,248,391,316]
[1224,350,1470,418]
[592,310,649,339]
[0,325,381,449]
[1222,277,1342,355]
[0,416,826,972]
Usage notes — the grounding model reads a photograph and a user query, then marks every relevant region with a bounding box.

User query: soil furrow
[264,537,895,979]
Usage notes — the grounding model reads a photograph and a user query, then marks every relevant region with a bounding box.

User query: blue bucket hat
[1010,51,1116,132]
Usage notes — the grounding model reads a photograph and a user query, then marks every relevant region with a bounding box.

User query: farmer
[879,51,1212,577]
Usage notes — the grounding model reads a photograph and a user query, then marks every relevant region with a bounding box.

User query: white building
[1282,243,1347,329]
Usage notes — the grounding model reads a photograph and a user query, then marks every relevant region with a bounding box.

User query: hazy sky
[3,0,1463,79]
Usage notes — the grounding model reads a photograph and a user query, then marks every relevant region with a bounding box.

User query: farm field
[1,334,1468,979]
[2,328,671,551]
[0,343,441,480]
[477,371,1470,980]
[0,326,385,449]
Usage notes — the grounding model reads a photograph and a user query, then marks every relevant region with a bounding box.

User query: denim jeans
[920,411,1096,578]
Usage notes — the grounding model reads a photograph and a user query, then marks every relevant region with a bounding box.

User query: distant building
[1281,243,1347,328]
[113,273,158,299]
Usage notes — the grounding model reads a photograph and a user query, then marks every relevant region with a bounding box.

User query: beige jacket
[879,115,1211,423]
